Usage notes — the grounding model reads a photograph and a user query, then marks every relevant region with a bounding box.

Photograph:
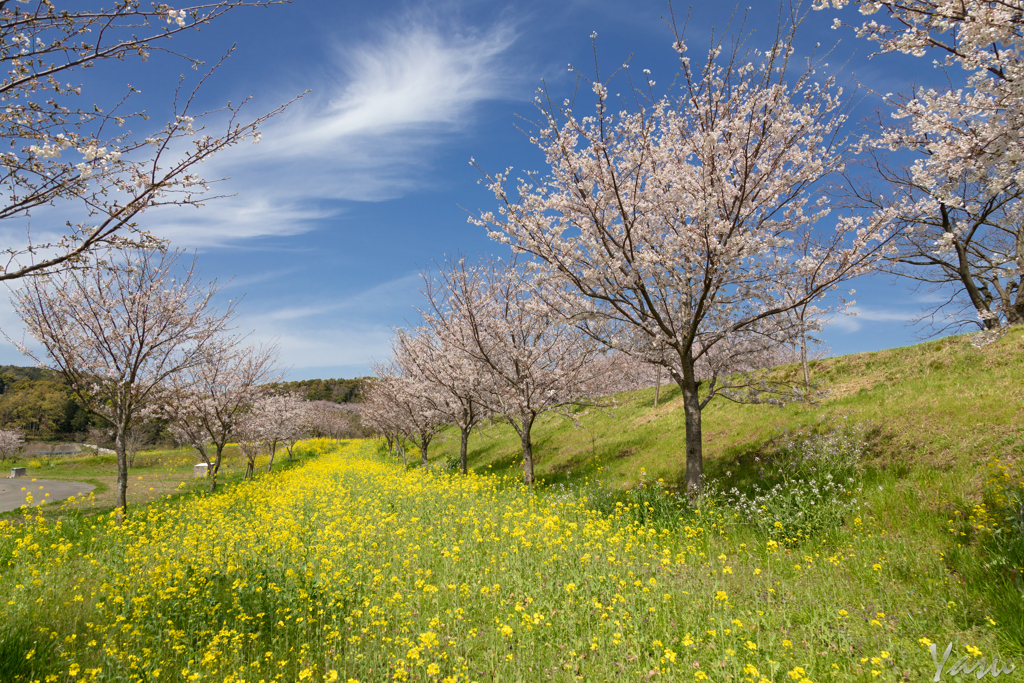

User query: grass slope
[429,329,1023,495]
[424,329,1024,654]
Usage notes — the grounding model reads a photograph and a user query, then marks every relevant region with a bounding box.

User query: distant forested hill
[0,364,63,387]
[0,365,96,437]
[267,377,368,404]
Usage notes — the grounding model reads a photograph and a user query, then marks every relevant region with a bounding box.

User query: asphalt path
[0,478,95,513]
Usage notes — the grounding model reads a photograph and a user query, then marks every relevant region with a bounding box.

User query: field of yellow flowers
[0,439,1016,682]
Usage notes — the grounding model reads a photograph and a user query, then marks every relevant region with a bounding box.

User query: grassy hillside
[423,329,1024,655]
[428,329,1024,495]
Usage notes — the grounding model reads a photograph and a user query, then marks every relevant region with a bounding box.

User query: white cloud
[145,13,519,249]
[850,306,919,322]
[147,197,337,249]
[271,324,394,371]
[248,272,423,323]
[826,305,919,333]
[218,267,305,292]
[268,21,518,155]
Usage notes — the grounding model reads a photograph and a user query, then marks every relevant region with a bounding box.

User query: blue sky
[0,1,958,380]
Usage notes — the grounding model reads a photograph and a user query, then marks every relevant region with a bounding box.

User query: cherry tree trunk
[800,334,810,387]
[678,377,704,497]
[459,428,470,475]
[419,438,429,466]
[267,443,277,473]
[1008,299,1024,326]
[209,443,225,493]
[114,425,129,519]
[518,414,536,486]
[654,364,662,409]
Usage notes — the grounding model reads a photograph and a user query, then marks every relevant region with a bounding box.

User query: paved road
[0,478,95,513]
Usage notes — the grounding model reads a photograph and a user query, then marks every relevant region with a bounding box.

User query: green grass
[0,443,311,523]
[422,329,1024,656]
[427,330,1024,493]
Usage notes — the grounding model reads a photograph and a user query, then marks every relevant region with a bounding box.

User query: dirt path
[0,478,95,513]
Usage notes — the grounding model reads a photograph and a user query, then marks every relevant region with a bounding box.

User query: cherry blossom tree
[424,257,601,485]
[582,350,661,399]
[780,223,849,386]
[164,340,280,492]
[301,400,359,440]
[251,392,307,472]
[14,247,235,514]
[0,2,295,284]
[394,318,486,475]
[235,413,264,481]
[0,428,23,462]
[277,394,313,461]
[369,358,448,467]
[819,1,1024,329]
[475,24,889,494]
[361,377,406,464]
[124,423,150,469]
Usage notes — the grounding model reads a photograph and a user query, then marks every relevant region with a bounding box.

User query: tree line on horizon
[0,365,368,444]
[264,377,368,404]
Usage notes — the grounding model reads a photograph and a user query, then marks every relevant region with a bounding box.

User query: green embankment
[430,329,1023,495]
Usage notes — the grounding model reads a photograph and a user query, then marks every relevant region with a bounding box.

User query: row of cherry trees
[9,2,1022,500]
[362,254,822,489]
[365,15,890,492]
[368,2,1024,493]
[363,257,631,485]
[13,246,330,514]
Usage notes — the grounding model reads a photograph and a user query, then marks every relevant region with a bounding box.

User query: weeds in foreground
[717,421,868,545]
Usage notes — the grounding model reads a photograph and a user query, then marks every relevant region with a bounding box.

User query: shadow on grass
[703,420,902,494]
[945,544,1024,654]
[0,619,60,682]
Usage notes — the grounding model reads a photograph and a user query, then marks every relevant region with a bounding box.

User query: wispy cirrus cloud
[249,272,423,323]
[268,21,519,157]
[232,272,424,374]
[148,12,520,248]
